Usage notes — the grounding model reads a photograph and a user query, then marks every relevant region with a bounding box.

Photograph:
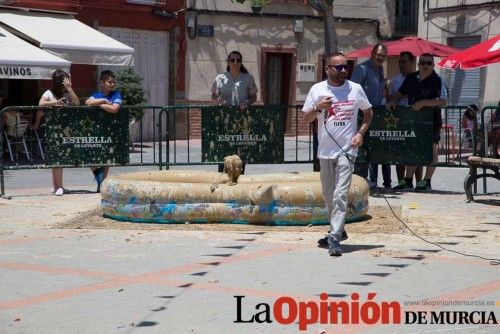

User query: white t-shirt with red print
[303,79,371,159]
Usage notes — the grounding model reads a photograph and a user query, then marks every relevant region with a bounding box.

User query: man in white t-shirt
[303,52,373,256]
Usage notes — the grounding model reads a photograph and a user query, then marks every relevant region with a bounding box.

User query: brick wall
[188,108,202,139]
[286,108,312,136]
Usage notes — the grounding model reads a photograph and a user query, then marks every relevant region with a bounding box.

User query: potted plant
[116,67,147,121]
[250,0,270,13]
[231,0,270,14]
[116,67,147,146]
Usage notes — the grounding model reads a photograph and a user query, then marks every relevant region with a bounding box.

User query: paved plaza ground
[0,157,499,333]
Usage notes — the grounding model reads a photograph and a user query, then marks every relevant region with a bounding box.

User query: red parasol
[346,36,460,58]
[437,35,500,70]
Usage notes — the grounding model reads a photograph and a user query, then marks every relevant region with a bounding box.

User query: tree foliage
[116,67,147,121]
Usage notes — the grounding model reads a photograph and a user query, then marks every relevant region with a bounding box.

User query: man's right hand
[386,101,396,111]
[317,97,333,111]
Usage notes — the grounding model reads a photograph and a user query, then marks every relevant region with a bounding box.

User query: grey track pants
[319,155,355,242]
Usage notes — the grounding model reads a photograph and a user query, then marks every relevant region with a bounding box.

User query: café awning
[345,36,461,58]
[0,10,134,66]
[0,25,70,79]
[437,35,500,70]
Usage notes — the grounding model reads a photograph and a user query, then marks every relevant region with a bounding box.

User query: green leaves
[116,67,147,121]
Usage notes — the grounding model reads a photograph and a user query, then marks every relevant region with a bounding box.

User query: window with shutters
[394,0,418,36]
[447,36,482,107]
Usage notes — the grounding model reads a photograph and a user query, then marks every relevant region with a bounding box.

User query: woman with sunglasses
[211,51,258,109]
[211,51,258,174]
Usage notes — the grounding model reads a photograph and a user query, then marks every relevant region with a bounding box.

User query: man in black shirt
[387,53,448,192]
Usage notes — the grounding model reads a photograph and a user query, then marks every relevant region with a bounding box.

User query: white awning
[0,26,70,79]
[0,10,134,66]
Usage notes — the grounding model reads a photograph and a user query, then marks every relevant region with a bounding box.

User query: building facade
[419,0,500,107]
[182,0,400,135]
[184,0,397,105]
[2,0,186,140]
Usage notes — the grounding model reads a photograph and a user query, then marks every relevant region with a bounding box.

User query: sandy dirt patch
[54,205,405,234]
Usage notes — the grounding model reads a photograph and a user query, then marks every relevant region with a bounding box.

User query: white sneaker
[54,188,64,196]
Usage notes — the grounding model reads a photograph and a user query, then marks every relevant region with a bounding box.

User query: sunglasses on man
[229,58,242,63]
[418,60,434,66]
[327,64,349,72]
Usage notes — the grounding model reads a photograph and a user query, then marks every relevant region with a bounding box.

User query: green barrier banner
[363,106,434,165]
[201,106,284,163]
[45,108,129,166]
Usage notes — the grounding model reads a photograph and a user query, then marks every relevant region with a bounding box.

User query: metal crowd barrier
[157,105,314,170]
[0,105,166,196]
[477,105,500,193]
[1,104,497,196]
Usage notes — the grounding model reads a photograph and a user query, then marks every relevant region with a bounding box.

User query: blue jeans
[369,163,391,187]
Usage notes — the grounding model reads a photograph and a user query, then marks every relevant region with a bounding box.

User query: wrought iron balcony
[125,0,166,5]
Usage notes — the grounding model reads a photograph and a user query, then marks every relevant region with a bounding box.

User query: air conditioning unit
[296,63,316,82]
[126,0,166,5]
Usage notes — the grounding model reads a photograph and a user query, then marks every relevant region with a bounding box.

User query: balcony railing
[125,0,166,5]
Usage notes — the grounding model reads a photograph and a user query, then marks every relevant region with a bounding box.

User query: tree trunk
[318,0,339,54]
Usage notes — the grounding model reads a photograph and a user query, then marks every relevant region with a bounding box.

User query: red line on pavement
[0,262,122,280]
[0,281,120,310]
[0,244,302,310]
[0,232,75,246]
[3,241,496,321]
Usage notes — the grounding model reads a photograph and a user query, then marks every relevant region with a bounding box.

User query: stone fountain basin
[101,170,369,226]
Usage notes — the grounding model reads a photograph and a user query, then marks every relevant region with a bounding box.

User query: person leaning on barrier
[387,53,448,192]
[389,51,423,191]
[38,69,80,196]
[488,101,500,158]
[350,43,391,189]
[461,104,479,150]
[303,52,373,256]
[210,50,258,174]
[85,70,122,192]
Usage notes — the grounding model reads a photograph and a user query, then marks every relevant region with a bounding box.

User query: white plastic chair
[32,128,45,160]
[4,120,30,161]
[129,117,136,151]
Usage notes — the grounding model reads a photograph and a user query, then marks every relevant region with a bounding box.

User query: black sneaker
[392,180,414,192]
[328,238,342,256]
[317,230,348,247]
[415,180,432,192]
